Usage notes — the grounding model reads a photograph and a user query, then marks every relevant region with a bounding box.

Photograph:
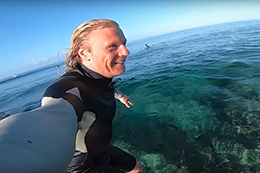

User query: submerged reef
[113,74,260,172]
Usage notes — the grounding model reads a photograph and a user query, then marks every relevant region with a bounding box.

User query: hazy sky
[0,0,260,79]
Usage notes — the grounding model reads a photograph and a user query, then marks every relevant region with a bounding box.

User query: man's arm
[114,89,133,108]
[0,97,78,173]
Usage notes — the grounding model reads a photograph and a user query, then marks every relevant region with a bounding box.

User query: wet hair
[65,19,119,68]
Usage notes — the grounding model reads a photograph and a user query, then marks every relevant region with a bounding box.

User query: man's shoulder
[44,71,84,97]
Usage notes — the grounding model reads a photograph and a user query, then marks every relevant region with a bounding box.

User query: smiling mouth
[114,61,125,64]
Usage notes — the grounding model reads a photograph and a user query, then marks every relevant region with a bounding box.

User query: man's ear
[78,47,90,60]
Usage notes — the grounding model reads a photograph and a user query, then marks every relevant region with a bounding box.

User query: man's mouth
[114,61,125,64]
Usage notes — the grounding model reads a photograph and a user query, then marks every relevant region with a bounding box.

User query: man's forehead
[89,27,126,42]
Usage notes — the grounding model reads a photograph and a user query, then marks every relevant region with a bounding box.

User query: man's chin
[112,69,125,77]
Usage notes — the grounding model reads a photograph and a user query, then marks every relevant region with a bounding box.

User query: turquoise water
[1,19,260,172]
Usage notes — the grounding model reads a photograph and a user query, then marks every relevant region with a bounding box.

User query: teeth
[114,61,124,64]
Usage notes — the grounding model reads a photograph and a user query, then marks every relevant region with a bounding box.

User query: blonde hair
[65,19,119,68]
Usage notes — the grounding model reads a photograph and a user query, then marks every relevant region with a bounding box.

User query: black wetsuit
[43,64,136,173]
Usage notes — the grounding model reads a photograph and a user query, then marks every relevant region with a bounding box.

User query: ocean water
[1,19,260,172]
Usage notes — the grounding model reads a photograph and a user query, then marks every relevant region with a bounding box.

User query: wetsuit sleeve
[0,97,78,173]
[114,89,124,100]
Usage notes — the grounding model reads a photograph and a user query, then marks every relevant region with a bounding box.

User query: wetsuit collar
[78,64,113,86]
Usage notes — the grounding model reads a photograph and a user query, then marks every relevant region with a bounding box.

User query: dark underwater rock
[235,134,257,149]
[207,77,235,88]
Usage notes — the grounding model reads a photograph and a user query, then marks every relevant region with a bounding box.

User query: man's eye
[109,44,117,49]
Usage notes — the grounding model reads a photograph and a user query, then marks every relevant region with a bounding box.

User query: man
[0,19,143,173]
[45,19,143,172]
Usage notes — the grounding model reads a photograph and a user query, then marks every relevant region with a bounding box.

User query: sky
[0,0,260,79]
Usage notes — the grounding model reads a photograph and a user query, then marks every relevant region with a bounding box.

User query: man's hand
[119,95,133,108]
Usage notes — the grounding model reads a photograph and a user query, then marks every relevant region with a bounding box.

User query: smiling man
[44,19,143,172]
[81,26,129,78]
[0,19,143,173]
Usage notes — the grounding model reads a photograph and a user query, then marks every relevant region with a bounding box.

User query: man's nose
[119,45,130,57]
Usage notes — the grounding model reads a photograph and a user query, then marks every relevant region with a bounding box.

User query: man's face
[86,27,130,78]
